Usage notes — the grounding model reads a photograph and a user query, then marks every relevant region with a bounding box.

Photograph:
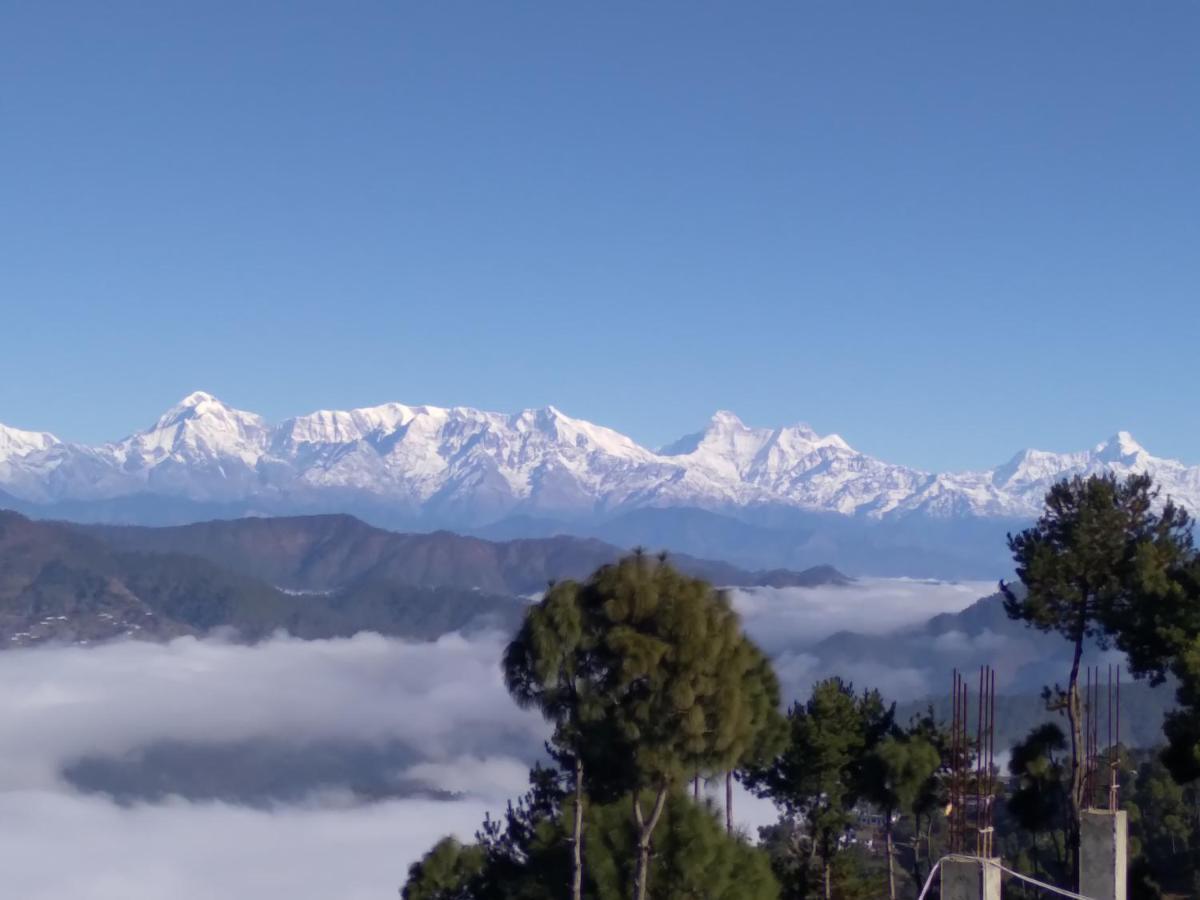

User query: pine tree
[503,580,593,900]
[402,837,485,900]
[743,677,894,900]
[729,644,788,833]
[861,729,940,900]
[1007,723,1070,881]
[1001,472,1193,878]
[576,552,778,900]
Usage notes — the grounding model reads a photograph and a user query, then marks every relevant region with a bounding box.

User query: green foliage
[743,677,894,888]
[573,552,785,898]
[757,820,883,900]
[1007,723,1069,836]
[1153,576,1200,782]
[404,782,779,900]
[856,712,940,899]
[1001,472,1195,709]
[861,732,940,820]
[1001,722,1070,884]
[472,764,569,900]
[1001,473,1171,648]
[402,837,486,900]
[501,554,783,900]
[738,643,789,770]
[1127,755,1195,894]
[584,792,779,900]
[578,552,757,788]
[504,578,594,773]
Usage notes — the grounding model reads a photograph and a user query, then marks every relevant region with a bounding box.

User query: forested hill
[0,510,525,646]
[77,513,850,595]
[0,510,849,648]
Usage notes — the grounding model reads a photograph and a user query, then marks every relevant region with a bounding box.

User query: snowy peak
[709,409,746,429]
[127,392,269,467]
[673,413,854,464]
[509,405,652,459]
[0,395,1195,525]
[152,391,261,429]
[1094,431,1149,464]
[0,424,60,463]
[282,403,418,447]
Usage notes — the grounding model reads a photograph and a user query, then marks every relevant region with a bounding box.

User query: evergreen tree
[402,837,486,900]
[743,677,893,900]
[474,764,569,900]
[584,791,780,900]
[1007,723,1070,882]
[402,778,780,900]
[860,729,940,900]
[1001,472,1193,876]
[504,580,593,900]
[901,709,951,889]
[727,639,787,833]
[575,552,779,900]
[1129,756,1192,885]
[1124,554,1200,785]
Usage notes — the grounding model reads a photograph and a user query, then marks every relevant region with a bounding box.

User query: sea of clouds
[0,578,995,899]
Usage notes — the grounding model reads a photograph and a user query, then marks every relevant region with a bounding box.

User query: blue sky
[2,2,1197,471]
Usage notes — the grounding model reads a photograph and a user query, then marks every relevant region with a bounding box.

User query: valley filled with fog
[0,578,1001,900]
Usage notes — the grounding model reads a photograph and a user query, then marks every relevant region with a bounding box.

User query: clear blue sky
[2,2,1198,471]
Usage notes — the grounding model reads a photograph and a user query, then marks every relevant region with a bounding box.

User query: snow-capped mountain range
[1,391,1197,526]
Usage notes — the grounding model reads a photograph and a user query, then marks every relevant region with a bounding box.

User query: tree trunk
[572,756,584,900]
[1066,630,1085,882]
[823,858,832,900]
[632,786,668,900]
[886,816,897,900]
[725,771,733,834]
[920,819,932,885]
[693,773,700,801]
[909,813,924,887]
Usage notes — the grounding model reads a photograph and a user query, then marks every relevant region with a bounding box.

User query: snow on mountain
[0,424,59,464]
[0,393,1197,523]
[111,391,271,467]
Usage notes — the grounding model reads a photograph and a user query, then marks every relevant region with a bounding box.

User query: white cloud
[0,630,543,790]
[730,578,995,654]
[0,790,490,900]
[0,632,546,899]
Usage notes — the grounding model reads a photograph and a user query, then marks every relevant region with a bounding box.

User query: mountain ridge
[0,510,848,648]
[2,393,1196,532]
[76,513,852,596]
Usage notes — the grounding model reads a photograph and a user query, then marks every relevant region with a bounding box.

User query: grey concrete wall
[942,858,1001,900]
[1080,809,1127,900]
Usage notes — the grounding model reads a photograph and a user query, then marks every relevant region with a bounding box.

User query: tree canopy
[743,677,894,900]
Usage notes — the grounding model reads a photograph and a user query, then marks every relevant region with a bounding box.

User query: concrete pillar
[941,857,1001,900]
[1080,809,1127,900]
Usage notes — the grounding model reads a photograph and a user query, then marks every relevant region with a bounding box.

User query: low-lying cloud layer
[0,631,544,791]
[0,633,542,897]
[0,790,490,900]
[0,578,998,898]
[731,577,996,652]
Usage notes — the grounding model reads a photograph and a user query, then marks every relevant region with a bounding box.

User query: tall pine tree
[1001,472,1193,880]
